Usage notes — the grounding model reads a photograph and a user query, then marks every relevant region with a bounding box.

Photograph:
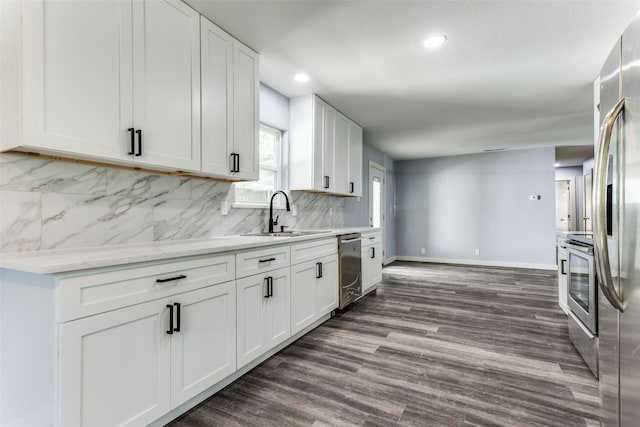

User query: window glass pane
[372,179,381,228]
[260,129,277,168]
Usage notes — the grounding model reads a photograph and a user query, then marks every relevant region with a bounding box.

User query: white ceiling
[185,0,640,160]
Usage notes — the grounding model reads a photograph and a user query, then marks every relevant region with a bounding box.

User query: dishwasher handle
[340,237,361,244]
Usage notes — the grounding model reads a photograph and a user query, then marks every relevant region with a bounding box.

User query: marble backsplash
[0,153,345,253]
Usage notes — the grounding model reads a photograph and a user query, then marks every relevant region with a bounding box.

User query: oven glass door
[567,247,596,334]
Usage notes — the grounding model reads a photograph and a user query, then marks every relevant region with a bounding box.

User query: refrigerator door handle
[594,97,626,312]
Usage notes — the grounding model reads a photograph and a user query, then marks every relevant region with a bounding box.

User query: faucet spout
[269,191,291,233]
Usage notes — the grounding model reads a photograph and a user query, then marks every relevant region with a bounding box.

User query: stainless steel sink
[241,230,333,238]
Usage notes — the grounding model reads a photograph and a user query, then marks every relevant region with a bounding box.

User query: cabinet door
[334,113,350,194]
[22,0,133,161]
[363,244,382,294]
[266,268,292,348]
[236,274,268,368]
[322,106,336,191]
[316,254,339,316]
[232,40,260,180]
[291,261,317,335]
[132,0,201,171]
[58,299,171,427]
[170,282,236,407]
[201,16,233,176]
[348,122,363,196]
[313,97,326,190]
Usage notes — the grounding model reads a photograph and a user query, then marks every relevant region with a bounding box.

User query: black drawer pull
[259,257,276,263]
[316,262,323,279]
[156,274,187,283]
[371,247,375,259]
[166,304,174,335]
[369,236,375,240]
[350,182,354,193]
[561,259,566,275]
[324,176,330,189]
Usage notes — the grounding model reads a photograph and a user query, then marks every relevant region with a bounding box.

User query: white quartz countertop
[0,228,379,275]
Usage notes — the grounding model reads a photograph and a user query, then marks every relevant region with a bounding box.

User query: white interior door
[369,162,386,258]
[556,179,575,231]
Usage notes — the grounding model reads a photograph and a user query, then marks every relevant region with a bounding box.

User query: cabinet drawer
[236,245,290,278]
[57,254,235,322]
[291,238,337,265]
[361,231,382,247]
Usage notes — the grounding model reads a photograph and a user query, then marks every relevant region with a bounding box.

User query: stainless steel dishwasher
[337,233,362,308]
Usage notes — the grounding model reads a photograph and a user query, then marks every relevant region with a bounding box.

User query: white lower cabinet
[58,281,236,427]
[291,254,338,334]
[59,299,172,427]
[236,267,291,369]
[361,231,383,294]
[169,282,236,406]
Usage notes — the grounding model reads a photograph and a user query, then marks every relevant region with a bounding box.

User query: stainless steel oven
[567,240,597,334]
[566,235,598,377]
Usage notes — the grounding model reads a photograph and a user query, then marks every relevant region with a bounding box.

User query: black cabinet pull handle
[350,182,354,193]
[135,129,142,156]
[229,153,235,173]
[156,274,187,283]
[128,128,135,155]
[324,176,330,189]
[264,276,273,298]
[369,236,375,240]
[259,257,276,263]
[229,153,240,173]
[316,262,323,279]
[561,259,566,275]
[174,302,181,332]
[166,304,174,335]
[371,247,375,259]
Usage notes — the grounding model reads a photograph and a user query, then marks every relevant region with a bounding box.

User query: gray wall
[395,147,557,267]
[344,142,397,259]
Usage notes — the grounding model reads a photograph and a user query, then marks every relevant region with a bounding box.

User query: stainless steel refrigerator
[595,13,640,427]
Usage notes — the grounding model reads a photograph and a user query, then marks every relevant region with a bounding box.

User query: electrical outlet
[221,201,229,216]
[474,248,480,255]
[421,248,425,254]
[292,204,297,217]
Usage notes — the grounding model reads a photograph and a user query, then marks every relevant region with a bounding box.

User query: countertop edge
[0,228,381,275]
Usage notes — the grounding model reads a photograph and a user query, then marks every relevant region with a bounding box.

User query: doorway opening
[555,178,576,231]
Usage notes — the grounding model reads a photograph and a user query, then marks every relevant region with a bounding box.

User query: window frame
[233,124,285,209]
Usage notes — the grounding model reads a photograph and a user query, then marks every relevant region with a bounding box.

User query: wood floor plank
[167,261,600,427]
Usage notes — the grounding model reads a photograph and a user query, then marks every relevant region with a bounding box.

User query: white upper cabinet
[19,0,201,172]
[131,0,201,172]
[201,16,259,180]
[290,94,363,196]
[334,112,350,194]
[348,122,363,197]
[232,40,260,180]
[20,0,133,162]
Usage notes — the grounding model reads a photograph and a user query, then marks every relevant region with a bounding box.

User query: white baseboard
[395,256,557,271]
[383,256,398,265]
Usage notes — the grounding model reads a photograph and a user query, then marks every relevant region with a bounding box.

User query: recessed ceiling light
[294,73,310,83]
[424,34,447,49]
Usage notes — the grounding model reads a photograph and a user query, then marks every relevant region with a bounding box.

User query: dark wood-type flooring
[168,261,601,427]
